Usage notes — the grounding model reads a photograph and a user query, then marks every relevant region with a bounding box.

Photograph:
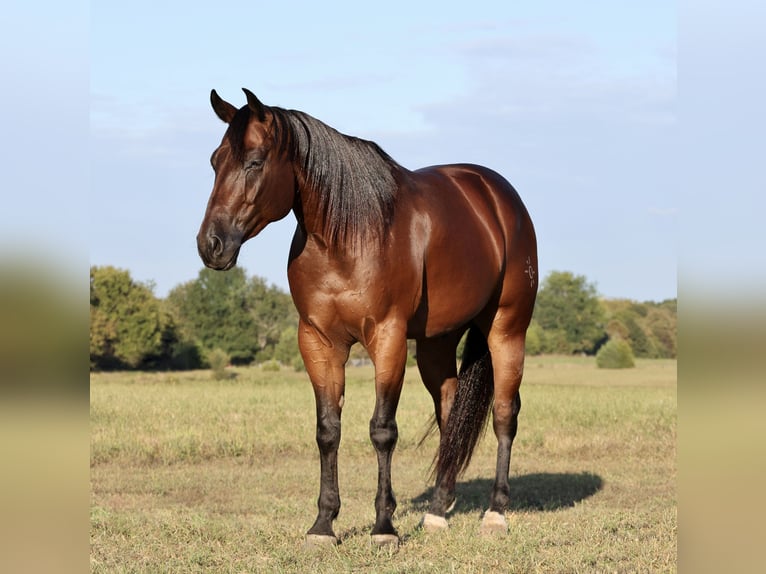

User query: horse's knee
[369,418,398,452]
[316,413,341,453]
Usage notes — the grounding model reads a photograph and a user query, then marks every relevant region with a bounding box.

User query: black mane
[228,106,400,248]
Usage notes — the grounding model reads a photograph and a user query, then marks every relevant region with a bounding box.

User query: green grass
[91,357,676,572]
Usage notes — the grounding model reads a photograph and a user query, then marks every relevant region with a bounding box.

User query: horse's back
[417,161,528,206]
[412,163,535,260]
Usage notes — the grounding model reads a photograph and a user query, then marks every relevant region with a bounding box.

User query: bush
[168,340,203,370]
[525,321,543,355]
[596,339,635,369]
[261,359,281,372]
[207,348,231,380]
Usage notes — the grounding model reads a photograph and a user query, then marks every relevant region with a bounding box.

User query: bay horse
[197,89,538,547]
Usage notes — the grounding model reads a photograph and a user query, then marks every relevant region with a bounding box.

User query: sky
[84,0,682,302]
[9,2,766,306]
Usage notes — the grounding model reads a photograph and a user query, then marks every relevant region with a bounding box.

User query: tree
[90,266,172,369]
[166,267,259,364]
[246,276,298,360]
[646,307,676,358]
[533,271,607,355]
[166,268,298,364]
[273,325,304,370]
[207,348,232,380]
[601,298,677,359]
[525,320,544,355]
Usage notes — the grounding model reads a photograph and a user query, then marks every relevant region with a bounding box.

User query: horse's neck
[292,178,328,242]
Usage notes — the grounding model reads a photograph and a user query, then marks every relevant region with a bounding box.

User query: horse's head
[197,89,295,270]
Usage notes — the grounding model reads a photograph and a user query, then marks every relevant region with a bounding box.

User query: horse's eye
[245,158,265,171]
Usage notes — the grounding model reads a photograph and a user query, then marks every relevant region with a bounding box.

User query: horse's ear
[242,88,267,122]
[210,89,237,124]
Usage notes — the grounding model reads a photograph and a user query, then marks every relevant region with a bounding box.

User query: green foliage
[246,276,298,360]
[540,328,572,355]
[165,339,204,371]
[529,272,676,359]
[260,359,281,372]
[166,268,256,364]
[90,263,675,373]
[525,321,544,355]
[207,348,231,380]
[291,355,306,372]
[596,339,636,369]
[406,339,417,367]
[273,325,298,365]
[647,308,676,358]
[533,271,607,355]
[90,266,175,370]
[602,298,676,358]
[166,268,297,365]
[272,326,307,371]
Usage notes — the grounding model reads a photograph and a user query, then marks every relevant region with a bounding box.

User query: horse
[197,89,538,547]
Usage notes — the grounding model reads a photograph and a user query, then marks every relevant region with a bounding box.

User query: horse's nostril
[209,234,224,257]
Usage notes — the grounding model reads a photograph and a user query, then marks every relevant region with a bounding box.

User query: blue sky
[85,0,681,302]
[1,2,764,306]
[0,1,685,303]
[87,1,679,302]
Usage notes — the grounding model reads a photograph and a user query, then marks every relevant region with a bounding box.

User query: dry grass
[91,357,676,572]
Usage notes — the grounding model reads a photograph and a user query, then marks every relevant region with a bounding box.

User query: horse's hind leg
[482,318,527,535]
[415,333,461,531]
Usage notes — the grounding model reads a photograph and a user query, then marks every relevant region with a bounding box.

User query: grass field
[90,356,676,573]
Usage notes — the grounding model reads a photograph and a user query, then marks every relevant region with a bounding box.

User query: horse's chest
[289,250,408,315]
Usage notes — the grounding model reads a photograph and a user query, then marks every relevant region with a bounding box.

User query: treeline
[527,271,677,359]
[90,266,296,371]
[89,266,676,371]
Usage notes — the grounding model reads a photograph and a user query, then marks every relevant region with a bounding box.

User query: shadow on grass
[411,472,603,513]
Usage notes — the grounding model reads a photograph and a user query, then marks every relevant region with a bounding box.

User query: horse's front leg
[299,320,350,546]
[366,320,408,547]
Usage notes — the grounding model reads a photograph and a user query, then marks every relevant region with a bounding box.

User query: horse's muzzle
[196,228,241,270]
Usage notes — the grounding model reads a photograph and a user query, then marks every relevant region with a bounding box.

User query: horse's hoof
[370,533,399,549]
[421,513,449,532]
[304,533,339,548]
[479,510,508,535]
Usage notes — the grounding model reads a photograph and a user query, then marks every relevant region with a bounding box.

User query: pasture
[90,356,676,573]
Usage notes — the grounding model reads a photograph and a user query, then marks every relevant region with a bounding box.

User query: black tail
[434,326,494,486]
